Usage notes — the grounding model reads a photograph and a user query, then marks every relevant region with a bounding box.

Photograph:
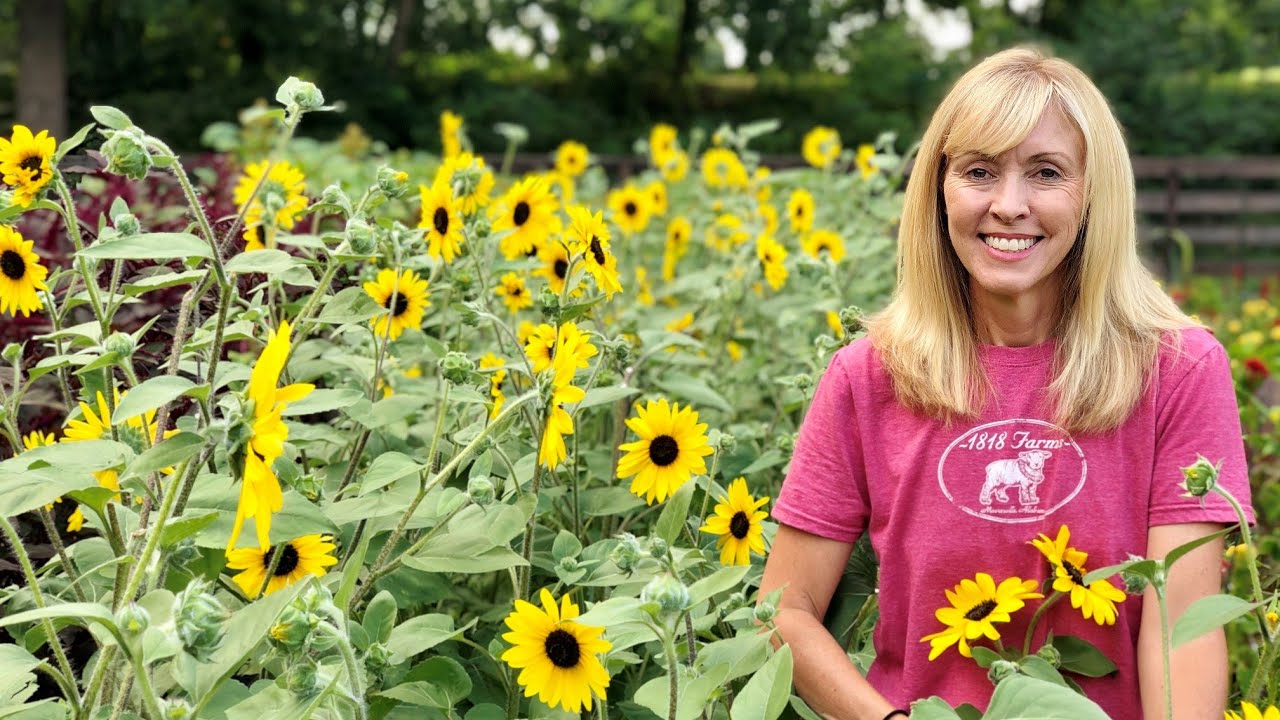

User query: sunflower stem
[37,506,87,602]
[663,619,681,720]
[203,282,235,391]
[695,449,723,537]
[52,174,109,335]
[1213,486,1270,638]
[119,454,198,604]
[520,407,550,602]
[0,514,80,707]
[255,539,287,600]
[1157,584,1173,720]
[320,622,367,719]
[291,255,339,343]
[143,138,229,289]
[129,642,165,720]
[39,286,76,412]
[1022,591,1062,656]
[34,661,81,718]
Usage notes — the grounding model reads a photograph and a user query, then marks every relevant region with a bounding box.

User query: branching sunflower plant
[0,87,923,720]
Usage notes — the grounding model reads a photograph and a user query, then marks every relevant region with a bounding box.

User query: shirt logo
[937,419,1086,524]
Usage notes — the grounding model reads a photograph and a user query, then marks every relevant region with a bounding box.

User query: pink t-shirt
[772,327,1254,718]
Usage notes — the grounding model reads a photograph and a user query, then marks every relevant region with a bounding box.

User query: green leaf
[357,452,425,495]
[383,615,478,665]
[315,286,382,324]
[223,674,339,720]
[0,603,124,647]
[123,269,207,296]
[730,644,793,720]
[694,633,770,683]
[634,663,731,720]
[1051,635,1117,678]
[1082,557,1158,586]
[1017,655,1069,687]
[402,542,528,575]
[982,675,1110,719]
[581,487,645,516]
[654,479,697,545]
[54,122,95,162]
[576,385,641,411]
[907,698,965,720]
[112,375,197,423]
[280,388,363,417]
[334,526,370,612]
[1172,593,1260,648]
[362,591,398,645]
[90,105,134,130]
[652,372,731,413]
[81,232,213,260]
[0,466,100,517]
[737,449,785,476]
[120,431,205,482]
[969,646,1001,669]
[224,250,303,276]
[1163,525,1235,570]
[189,582,307,703]
[687,565,750,606]
[552,530,583,561]
[159,511,220,548]
[0,644,41,708]
[396,656,472,708]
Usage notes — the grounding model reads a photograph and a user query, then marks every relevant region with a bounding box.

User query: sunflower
[540,357,585,469]
[802,229,846,262]
[658,150,689,183]
[0,125,57,207]
[752,167,773,204]
[226,534,337,598]
[634,267,654,306]
[661,249,679,283]
[233,160,308,252]
[440,110,463,159]
[524,321,597,375]
[495,271,533,314]
[565,205,622,299]
[533,239,572,295]
[826,310,845,338]
[699,478,770,566]
[645,181,668,217]
[0,226,49,317]
[501,588,612,713]
[617,399,714,505]
[786,189,815,234]
[666,217,692,258]
[479,353,508,419]
[801,126,842,170]
[228,321,315,553]
[856,143,877,179]
[725,340,744,362]
[1030,525,1127,626]
[607,184,651,237]
[649,124,679,165]
[363,268,431,341]
[666,313,694,334]
[555,140,589,178]
[433,152,494,215]
[757,235,788,291]
[1227,703,1280,720]
[700,148,748,190]
[705,214,747,253]
[919,573,1043,660]
[492,177,559,260]
[418,181,465,263]
[542,170,576,205]
[758,203,779,236]
[63,389,162,532]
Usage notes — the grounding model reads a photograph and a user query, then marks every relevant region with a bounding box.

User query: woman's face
[941,105,1086,310]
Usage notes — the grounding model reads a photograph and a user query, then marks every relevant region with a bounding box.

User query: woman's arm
[1138,521,1229,720]
[760,524,899,720]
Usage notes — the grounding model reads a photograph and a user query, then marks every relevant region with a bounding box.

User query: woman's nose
[989,176,1029,223]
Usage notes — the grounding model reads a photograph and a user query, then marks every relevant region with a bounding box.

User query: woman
[760,47,1253,719]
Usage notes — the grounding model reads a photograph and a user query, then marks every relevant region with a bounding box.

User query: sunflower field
[0,77,1277,720]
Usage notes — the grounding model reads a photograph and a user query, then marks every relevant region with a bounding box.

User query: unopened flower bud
[538,287,562,322]
[160,698,194,720]
[716,432,736,453]
[320,184,346,207]
[286,658,320,697]
[987,659,1019,686]
[557,556,580,574]
[376,166,410,199]
[647,536,669,559]
[610,533,643,573]
[1179,455,1220,498]
[101,129,153,180]
[640,574,691,616]
[287,80,325,112]
[774,432,795,453]
[345,218,377,256]
[174,579,228,661]
[168,538,201,570]
[104,332,136,358]
[753,601,777,624]
[791,373,814,392]
[268,605,313,653]
[116,603,150,638]
[439,351,477,386]
[611,338,634,366]
[1035,645,1061,668]
[364,641,392,673]
[114,213,141,237]
[467,476,495,506]
[1121,553,1150,596]
[723,591,747,613]
[838,306,865,336]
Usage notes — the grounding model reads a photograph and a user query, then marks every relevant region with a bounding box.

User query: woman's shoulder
[1155,325,1229,385]
[829,335,886,376]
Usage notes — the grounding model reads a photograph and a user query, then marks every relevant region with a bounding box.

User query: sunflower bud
[640,574,691,617]
[753,601,777,624]
[791,373,814,392]
[364,641,392,673]
[439,351,477,386]
[1179,455,1221,498]
[320,183,347,207]
[1122,553,1151,596]
[647,536,669,559]
[557,556,580,574]
[100,129,153,180]
[104,332,136,358]
[774,432,796,453]
[610,337,634,366]
[467,476,496,506]
[345,218,377,256]
[160,698,194,720]
[168,538,202,571]
[538,287,562,322]
[268,604,315,653]
[838,306,865,336]
[376,166,410,199]
[722,591,747,613]
[987,659,1019,686]
[1035,645,1061,668]
[610,533,643,573]
[114,212,141,237]
[277,77,325,112]
[174,579,228,661]
[452,268,477,298]
[715,432,736,453]
[116,603,150,638]
[285,658,320,697]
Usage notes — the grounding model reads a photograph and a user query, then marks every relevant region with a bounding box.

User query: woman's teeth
[981,235,1039,252]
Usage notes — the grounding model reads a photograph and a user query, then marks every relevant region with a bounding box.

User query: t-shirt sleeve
[772,346,870,543]
[1148,341,1255,527]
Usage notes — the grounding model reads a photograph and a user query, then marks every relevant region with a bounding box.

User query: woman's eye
[966,168,990,180]
[1037,167,1061,180]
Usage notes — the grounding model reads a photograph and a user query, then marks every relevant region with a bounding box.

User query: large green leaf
[654,479,697,545]
[120,431,206,482]
[694,633,770,683]
[1051,635,1117,678]
[225,250,303,276]
[907,698,965,720]
[280,388,363,417]
[0,465,101,517]
[730,644,793,720]
[634,663,731,720]
[383,614,478,664]
[1172,593,1259,648]
[982,675,1110,719]
[652,372,732,413]
[0,602,124,647]
[576,386,641,411]
[357,452,425,495]
[380,657,472,709]
[81,232,213,260]
[688,565,750,606]
[316,286,382,324]
[188,583,307,703]
[0,645,41,709]
[111,375,198,423]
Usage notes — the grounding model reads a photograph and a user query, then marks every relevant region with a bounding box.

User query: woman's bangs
[942,81,1054,160]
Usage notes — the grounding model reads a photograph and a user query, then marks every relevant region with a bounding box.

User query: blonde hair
[865,47,1196,435]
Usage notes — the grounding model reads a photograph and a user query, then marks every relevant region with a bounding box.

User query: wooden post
[16,0,68,139]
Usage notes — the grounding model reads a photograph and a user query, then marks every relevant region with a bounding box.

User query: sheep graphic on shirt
[978,450,1053,506]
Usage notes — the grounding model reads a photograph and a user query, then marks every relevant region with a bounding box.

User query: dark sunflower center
[796,206,805,217]
[19,154,44,182]
[553,258,568,280]
[0,250,25,280]
[624,201,637,217]
[648,435,680,466]
[510,284,523,297]
[543,628,580,668]
[817,242,830,255]
[386,292,410,317]
[589,236,606,266]
[964,599,998,622]
[432,206,449,235]
[264,543,300,576]
[1062,560,1085,586]
[729,511,751,539]
[513,201,531,226]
